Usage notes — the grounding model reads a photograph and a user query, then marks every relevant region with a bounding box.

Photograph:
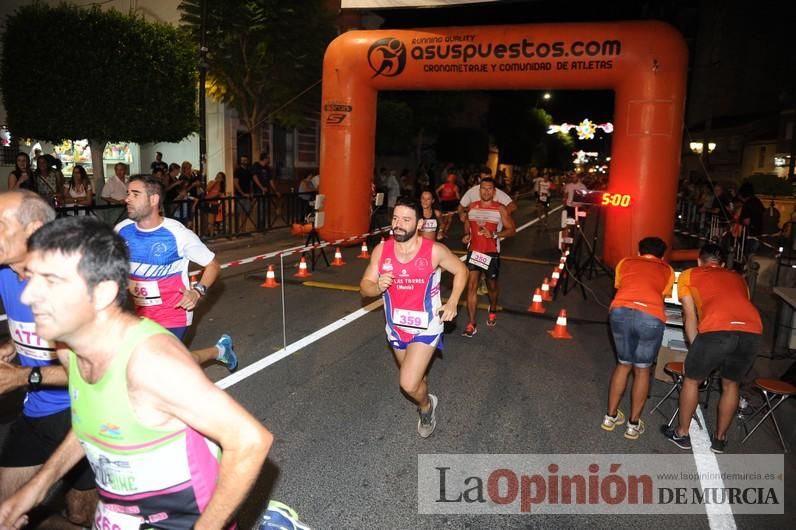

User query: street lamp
[536,91,552,107]
[688,141,716,154]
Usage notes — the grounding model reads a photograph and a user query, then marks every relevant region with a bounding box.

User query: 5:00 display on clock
[600,193,631,207]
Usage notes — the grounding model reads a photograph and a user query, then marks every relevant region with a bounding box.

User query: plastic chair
[741,378,796,452]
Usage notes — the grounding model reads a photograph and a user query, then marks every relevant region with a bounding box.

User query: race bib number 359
[392,308,430,330]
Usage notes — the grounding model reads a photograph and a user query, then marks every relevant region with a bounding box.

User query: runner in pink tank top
[361,199,468,438]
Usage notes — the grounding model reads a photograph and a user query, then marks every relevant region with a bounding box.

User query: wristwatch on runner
[28,366,42,390]
[193,283,208,297]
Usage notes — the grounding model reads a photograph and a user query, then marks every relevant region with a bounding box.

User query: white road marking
[215,298,383,389]
[690,407,737,529]
[515,205,563,232]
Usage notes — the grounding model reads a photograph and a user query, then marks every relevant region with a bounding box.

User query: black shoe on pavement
[710,435,727,454]
[662,425,692,450]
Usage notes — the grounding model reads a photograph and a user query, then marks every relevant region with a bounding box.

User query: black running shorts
[684,331,761,383]
[466,251,501,280]
[0,408,95,490]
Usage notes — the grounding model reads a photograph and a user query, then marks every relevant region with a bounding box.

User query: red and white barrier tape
[188,226,392,277]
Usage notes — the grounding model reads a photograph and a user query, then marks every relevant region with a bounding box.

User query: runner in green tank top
[0,217,273,530]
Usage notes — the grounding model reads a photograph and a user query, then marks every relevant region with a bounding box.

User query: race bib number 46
[129,279,162,307]
[392,308,429,330]
[468,251,492,270]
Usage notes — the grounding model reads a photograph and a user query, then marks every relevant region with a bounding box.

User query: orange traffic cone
[541,278,553,301]
[558,261,566,271]
[527,288,545,314]
[331,247,346,267]
[357,242,370,259]
[550,269,560,288]
[548,309,573,339]
[294,256,312,278]
[260,265,280,288]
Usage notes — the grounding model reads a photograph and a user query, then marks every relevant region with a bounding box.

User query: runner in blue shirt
[0,190,96,528]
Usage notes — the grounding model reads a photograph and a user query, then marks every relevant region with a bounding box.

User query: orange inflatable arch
[318,21,688,267]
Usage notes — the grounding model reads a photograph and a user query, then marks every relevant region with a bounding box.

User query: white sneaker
[417,394,438,438]
[624,419,646,440]
[600,409,625,432]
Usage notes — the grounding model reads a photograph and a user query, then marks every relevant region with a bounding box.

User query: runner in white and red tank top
[461,177,516,338]
[360,199,468,438]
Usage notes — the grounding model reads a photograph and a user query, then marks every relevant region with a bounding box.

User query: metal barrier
[674,196,752,270]
[55,192,317,241]
[674,197,733,243]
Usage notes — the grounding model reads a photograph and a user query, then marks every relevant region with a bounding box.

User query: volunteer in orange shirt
[663,243,762,453]
[602,237,674,440]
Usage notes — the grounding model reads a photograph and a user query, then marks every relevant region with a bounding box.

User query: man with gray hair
[0,190,96,528]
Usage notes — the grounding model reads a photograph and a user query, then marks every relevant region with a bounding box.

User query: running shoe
[487,312,497,327]
[661,425,692,450]
[258,500,311,530]
[600,409,625,432]
[417,394,438,438]
[462,322,477,338]
[710,435,728,454]
[216,334,238,372]
[624,419,645,440]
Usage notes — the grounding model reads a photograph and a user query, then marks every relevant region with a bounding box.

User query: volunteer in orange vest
[662,243,762,454]
[601,237,674,440]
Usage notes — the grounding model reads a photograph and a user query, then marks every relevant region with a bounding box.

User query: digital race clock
[572,189,632,208]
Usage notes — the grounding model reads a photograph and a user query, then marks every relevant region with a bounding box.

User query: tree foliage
[1,3,197,143]
[376,98,414,156]
[373,89,572,168]
[375,91,489,161]
[488,93,548,166]
[542,130,575,169]
[435,127,490,165]
[179,0,336,147]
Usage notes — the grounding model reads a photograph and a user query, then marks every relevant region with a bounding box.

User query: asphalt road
[1,199,794,529]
